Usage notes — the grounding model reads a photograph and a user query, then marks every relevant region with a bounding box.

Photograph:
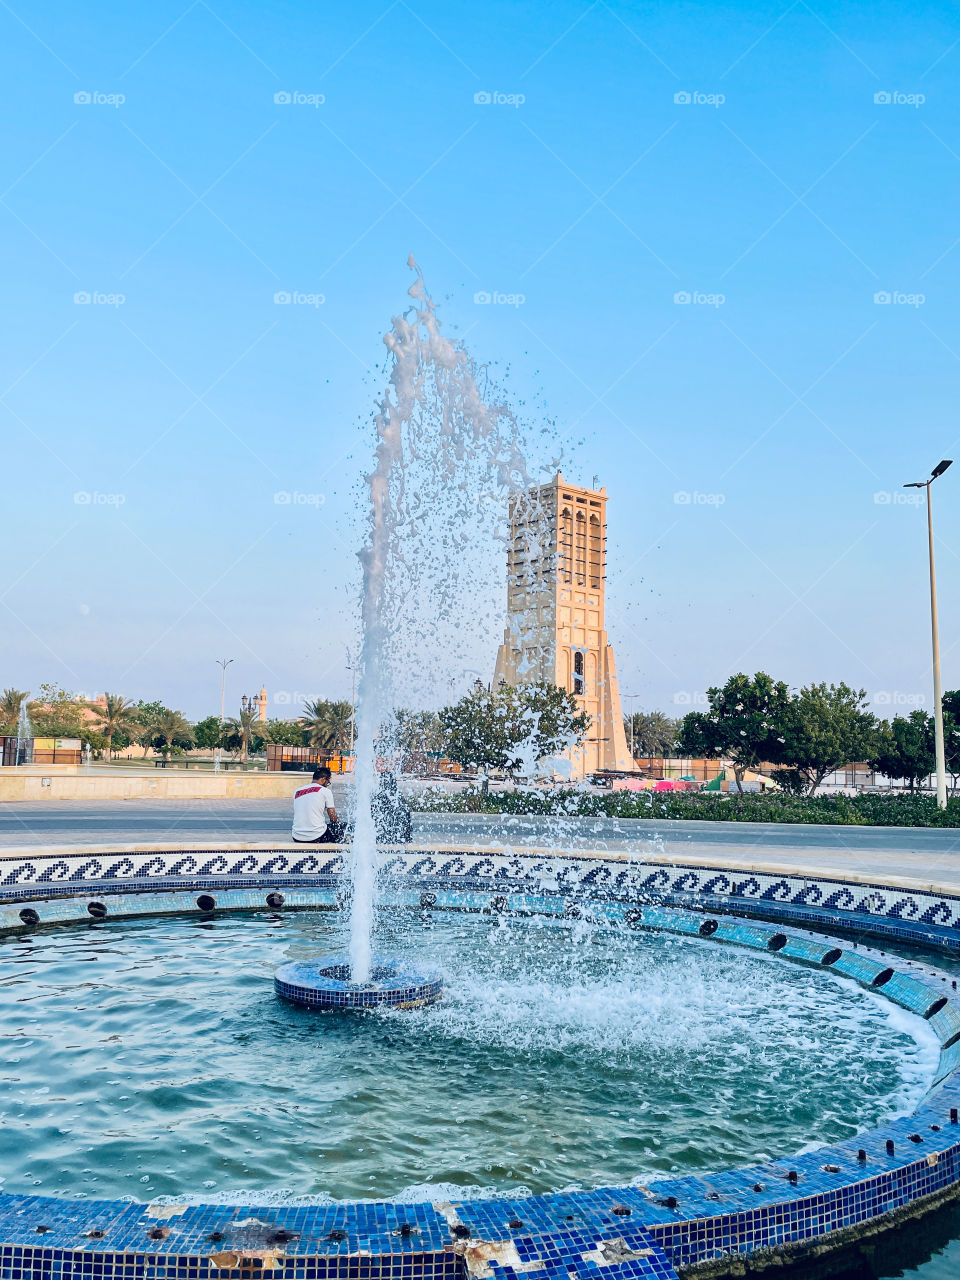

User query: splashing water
[349,259,536,980]
[15,701,32,766]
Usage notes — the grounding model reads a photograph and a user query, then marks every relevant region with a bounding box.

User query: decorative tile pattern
[5,846,960,950]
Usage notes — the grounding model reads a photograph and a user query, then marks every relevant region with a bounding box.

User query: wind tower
[493,474,632,776]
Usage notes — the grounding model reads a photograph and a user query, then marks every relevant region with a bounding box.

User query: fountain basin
[274,954,443,1009]
[6,843,960,1277]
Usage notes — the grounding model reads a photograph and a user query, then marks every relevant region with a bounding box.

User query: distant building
[493,473,632,776]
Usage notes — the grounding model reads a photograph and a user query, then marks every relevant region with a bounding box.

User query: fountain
[6,267,960,1279]
[14,700,32,766]
[279,257,535,1007]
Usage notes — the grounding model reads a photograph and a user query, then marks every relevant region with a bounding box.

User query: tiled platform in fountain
[6,842,960,1277]
[274,955,443,1008]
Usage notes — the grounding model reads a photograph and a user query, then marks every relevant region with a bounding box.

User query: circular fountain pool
[0,907,938,1204]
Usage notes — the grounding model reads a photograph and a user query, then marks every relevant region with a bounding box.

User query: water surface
[0,908,938,1203]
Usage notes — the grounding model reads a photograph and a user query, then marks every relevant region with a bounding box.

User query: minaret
[493,474,632,776]
[254,686,268,723]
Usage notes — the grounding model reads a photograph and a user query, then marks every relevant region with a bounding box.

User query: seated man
[370,771,413,843]
[292,767,345,843]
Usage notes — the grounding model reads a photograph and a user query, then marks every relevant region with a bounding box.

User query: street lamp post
[904,459,953,809]
[345,649,357,756]
[623,692,640,767]
[215,658,234,773]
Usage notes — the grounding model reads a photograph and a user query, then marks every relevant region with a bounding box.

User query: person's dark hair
[313,766,331,782]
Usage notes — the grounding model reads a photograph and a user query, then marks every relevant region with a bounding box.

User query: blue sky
[2,0,960,720]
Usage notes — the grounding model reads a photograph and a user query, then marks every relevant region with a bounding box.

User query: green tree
[440,681,589,779]
[223,708,259,768]
[28,683,86,737]
[88,692,140,756]
[869,711,935,790]
[675,671,792,794]
[300,698,353,752]
[778,682,880,795]
[83,730,110,760]
[134,700,168,756]
[440,689,504,773]
[150,709,195,761]
[942,691,960,793]
[263,718,307,747]
[395,708,443,769]
[193,715,225,750]
[321,700,354,754]
[624,710,677,758]
[301,698,331,749]
[0,688,30,734]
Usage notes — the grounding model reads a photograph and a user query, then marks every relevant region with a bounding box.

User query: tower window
[559,506,573,583]
[575,511,587,585]
[573,650,584,694]
[588,513,602,590]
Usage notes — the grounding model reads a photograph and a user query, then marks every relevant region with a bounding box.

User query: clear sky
[3,0,960,720]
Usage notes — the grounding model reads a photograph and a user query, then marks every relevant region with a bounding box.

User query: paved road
[0,797,958,848]
[1,800,959,891]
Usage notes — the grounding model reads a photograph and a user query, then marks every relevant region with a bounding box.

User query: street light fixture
[215,658,234,773]
[903,459,953,809]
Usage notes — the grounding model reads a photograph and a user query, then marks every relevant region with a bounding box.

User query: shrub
[411,787,960,827]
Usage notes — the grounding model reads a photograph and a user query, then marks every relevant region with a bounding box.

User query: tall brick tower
[493,474,632,776]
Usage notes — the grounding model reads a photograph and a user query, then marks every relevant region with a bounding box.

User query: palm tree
[88,692,140,756]
[624,710,678,759]
[301,698,330,749]
[0,688,29,733]
[321,700,354,754]
[223,707,260,769]
[151,710,195,760]
[301,698,353,753]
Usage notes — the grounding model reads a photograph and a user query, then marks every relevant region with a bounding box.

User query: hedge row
[412,787,960,827]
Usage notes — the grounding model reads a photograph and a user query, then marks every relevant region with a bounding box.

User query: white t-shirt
[292,783,335,840]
